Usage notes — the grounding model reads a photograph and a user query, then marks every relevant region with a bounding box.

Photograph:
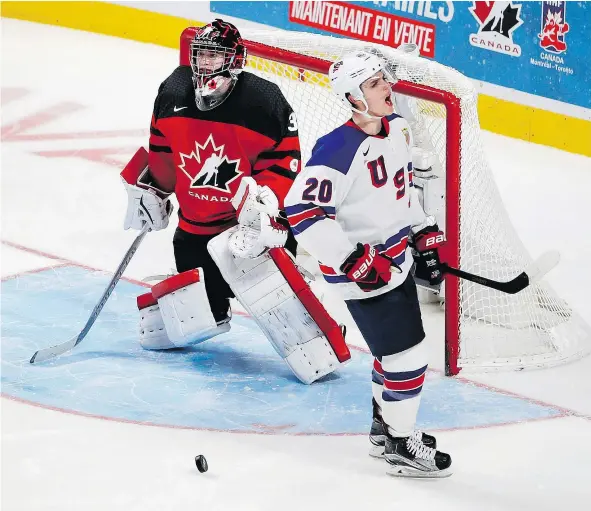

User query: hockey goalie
[121,19,349,384]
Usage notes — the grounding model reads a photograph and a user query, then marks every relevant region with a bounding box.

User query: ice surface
[2,18,591,511]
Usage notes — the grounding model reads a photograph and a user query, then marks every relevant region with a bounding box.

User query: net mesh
[241,29,591,372]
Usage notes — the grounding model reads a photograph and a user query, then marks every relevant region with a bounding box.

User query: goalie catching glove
[228,176,288,258]
[410,223,445,285]
[121,147,173,231]
[340,243,401,292]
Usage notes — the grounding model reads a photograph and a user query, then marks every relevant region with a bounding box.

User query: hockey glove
[229,177,288,258]
[340,243,398,292]
[121,147,173,231]
[231,177,280,229]
[123,185,173,231]
[411,224,445,285]
[228,214,288,259]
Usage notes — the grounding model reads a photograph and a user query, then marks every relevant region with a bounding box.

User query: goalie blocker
[208,228,351,384]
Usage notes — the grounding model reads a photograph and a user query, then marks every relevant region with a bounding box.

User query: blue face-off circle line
[0,265,564,435]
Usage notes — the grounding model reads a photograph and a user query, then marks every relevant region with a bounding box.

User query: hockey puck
[195,455,208,473]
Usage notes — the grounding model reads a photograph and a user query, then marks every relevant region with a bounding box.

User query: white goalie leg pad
[137,292,175,350]
[151,269,230,348]
[207,228,351,384]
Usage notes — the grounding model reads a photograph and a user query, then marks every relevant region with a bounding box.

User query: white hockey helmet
[329,51,396,116]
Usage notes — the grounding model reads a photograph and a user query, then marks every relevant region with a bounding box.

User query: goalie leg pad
[207,228,351,384]
[137,292,175,350]
[150,269,230,348]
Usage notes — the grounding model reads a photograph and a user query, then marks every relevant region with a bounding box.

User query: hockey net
[181,28,591,375]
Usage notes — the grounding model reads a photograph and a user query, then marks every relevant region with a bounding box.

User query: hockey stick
[29,224,150,364]
[440,250,560,294]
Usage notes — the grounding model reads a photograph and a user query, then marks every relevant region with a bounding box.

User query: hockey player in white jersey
[284,51,451,477]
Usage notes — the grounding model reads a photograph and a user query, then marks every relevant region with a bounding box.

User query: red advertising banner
[288,1,436,58]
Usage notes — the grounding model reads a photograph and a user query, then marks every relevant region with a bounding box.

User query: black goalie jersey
[148,66,301,235]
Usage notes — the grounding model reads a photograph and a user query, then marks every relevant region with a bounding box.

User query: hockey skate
[369,399,436,458]
[384,431,452,478]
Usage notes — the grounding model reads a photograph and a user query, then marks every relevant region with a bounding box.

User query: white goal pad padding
[207,228,351,384]
[151,269,230,348]
[137,292,175,350]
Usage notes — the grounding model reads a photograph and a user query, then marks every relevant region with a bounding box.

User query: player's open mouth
[385,95,393,107]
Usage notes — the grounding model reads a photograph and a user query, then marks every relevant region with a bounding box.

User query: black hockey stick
[440,250,560,294]
[29,224,150,364]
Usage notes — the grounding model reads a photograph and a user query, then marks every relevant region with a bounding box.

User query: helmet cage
[190,40,245,88]
[189,20,246,111]
[189,19,246,89]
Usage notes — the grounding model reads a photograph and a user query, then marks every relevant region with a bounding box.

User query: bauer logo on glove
[411,224,445,286]
[341,243,399,292]
[352,246,376,280]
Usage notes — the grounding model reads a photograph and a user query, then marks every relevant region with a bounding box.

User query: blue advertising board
[211,1,590,109]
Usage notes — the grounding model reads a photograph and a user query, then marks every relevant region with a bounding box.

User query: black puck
[195,455,208,473]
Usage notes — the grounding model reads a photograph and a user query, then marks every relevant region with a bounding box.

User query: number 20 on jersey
[302,177,333,203]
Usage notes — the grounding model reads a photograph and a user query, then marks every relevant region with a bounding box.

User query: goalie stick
[440,250,560,294]
[29,224,150,364]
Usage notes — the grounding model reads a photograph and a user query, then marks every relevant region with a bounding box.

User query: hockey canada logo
[198,25,215,38]
[539,1,569,54]
[469,1,523,57]
[178,134,242,193]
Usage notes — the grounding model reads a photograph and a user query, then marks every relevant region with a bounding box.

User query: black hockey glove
[411,225,445,286]
[340,243,400,292]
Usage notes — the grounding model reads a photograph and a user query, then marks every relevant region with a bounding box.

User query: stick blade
[525,250,560,285]
[30,336,78,364]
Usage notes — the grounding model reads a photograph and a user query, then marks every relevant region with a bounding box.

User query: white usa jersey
[284,113,429,301]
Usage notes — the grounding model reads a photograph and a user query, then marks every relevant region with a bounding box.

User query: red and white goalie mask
[190,18,247,111]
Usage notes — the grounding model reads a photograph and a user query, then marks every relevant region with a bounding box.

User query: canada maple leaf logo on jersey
[178,134,242,193]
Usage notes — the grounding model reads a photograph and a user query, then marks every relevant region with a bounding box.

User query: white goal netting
[190,28,591,374]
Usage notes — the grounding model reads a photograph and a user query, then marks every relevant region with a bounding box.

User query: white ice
[2,19,591,511]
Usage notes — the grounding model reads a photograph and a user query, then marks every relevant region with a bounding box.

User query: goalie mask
[329,51,397,118]
[190,19,247,111]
